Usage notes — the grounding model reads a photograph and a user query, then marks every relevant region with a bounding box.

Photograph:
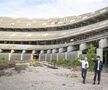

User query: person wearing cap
[93,56,103,85]
[79,57,89,84]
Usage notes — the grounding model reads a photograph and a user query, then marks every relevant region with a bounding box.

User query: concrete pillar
[21,50,26,61]
[67,46,75,52]
[59,48,64,53]
[78,50,82,57]
[52,49,57,53]
[22,50,26,54]
[31,50,35,60]
[32,50,35,54]
[0,49,2,53]
[8,53,11,61]
[97,38,108,61]
[77,43,87,57]
[9,49,14,61]
[21,54,23,61]
[96,48,103,61]
[80,43,88,51]
[47,50,51,54]
[40,50,44,54]
[99,38,108,48]
[30,54,33,60]
[11,49,14,53]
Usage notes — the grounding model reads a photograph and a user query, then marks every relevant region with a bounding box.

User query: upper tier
[0,7,108,29]
[0,19,107,41]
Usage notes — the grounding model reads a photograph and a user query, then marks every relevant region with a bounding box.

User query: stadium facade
[0,7,108,64]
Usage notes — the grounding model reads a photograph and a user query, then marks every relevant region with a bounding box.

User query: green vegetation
[69,55,82,68]
[87,44,96,71]
[56,58,68,65]
[0,57,6,61]
[56,56,81,69]
[54,44,96,71]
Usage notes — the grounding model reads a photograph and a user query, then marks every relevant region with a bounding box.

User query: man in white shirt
[79,57,89,84]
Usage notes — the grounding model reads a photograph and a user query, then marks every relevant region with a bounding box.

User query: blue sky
[0,0,108,18]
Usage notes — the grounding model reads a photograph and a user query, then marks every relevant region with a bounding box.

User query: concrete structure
[0,7,108,64]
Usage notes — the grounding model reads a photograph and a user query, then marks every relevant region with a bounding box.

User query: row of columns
[40,38,108,61]
[0,38,107,61]
[78,38,108,60]
[0,49,30,61]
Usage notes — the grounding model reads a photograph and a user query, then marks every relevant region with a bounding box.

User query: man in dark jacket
[93,56,103,85]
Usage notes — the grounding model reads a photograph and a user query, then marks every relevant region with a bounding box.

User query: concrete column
[30,54,33,60]
[21,54,23,61]
[67,46,75,52]
[0,49,2,53]
[32,50,35,54]
[11,49,14,53]
[99,38,108,48]
[77,43,87,57]
[96,48,103,61]
[80,43,88,51]
[31,50,35,60]
[97,38,108,61]
[52,49,57,53]
[22,50,26,54]
[8,53,11,61]
[59,48,64,53]
[47,50,51,54]
[9,49,14,61]
[40,50,44,54]
[21,50,26,61]
[78,50,82,57]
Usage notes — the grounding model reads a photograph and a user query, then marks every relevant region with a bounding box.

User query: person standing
[79,57,89,84]
[93,56,103,85]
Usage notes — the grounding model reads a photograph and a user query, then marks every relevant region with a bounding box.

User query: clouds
[56,0,104,8]
[0,0,108,18]
[55,0,107,12]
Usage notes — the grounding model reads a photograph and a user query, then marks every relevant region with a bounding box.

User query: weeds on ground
[0,57,8,70]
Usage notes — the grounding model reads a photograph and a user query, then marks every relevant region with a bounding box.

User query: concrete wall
[39,54,45,61]
[46,54,50,62]
[11,53,21,61]
[58,53,65,60]
[22,54,31,62]
[52,53,57,60]
[67,51,78,61]
[0,53,9,60]
[39,51,78,62]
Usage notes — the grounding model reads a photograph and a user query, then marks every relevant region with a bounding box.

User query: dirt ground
[0,62,108,90]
